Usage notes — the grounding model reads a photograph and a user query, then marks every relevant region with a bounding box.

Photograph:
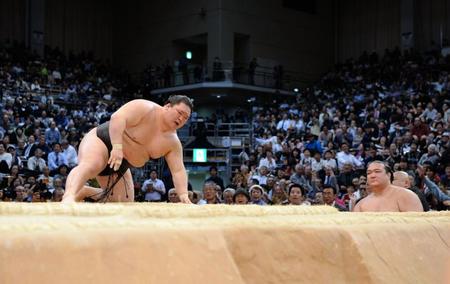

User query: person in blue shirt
[304,133,323,154]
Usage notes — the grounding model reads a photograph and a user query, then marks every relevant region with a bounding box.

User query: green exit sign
[193,148,207,162]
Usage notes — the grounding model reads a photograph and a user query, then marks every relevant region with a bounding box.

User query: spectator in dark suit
[205,166,224,190]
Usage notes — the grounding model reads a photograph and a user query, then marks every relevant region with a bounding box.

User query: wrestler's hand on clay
[178,193,192,204]
[108,144,124,171]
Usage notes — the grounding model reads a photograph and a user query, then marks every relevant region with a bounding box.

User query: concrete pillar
[28,0,45,56]
[207,0,234,80]
[400,0,414,50]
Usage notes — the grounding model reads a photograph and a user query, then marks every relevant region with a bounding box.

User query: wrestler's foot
[61,194,76,204]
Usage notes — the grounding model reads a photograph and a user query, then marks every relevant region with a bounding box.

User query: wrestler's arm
[352,199,363,212]
[108,100,152,170]
[165,139,192,204]
[352,197,367,212]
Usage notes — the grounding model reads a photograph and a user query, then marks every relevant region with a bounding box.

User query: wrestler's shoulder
[163,131,182,144]
[357,194,374,206]
[390,185,414,195]
[127,99,161,109]
[391,185,419,199]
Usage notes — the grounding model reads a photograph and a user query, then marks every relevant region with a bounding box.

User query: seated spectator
[198,181,221,205]
[167,188,180,203]
[416,165,450,210]
[418,144,440,166]
[52,177,64,192]
[277,113,292,132]
[336,142,362,170]
[299,149,313,166]
[304,133,323,154]
[322,150,337,171]
[35,135,51,160]
[23,135,37,159]
[31,189,42,203]
[323,185,347,211]
[0,144,12,172]
[285,183,310,206]
[205,166,224,190]
[47,143,68,174]
[249,166,270,186]
[249,185,267,205]
[7,145,21,168]
[222,188,235,205]
[322,167,339,193]
[52,187,65,202]
[53,165,69,184]
[27,148,47,173]
[411,117,430,138]
[189,191,200,204]
[15,139,26,158]
[230,172,247,190]
[37,166,54,189]
[258,150,277,172]
[290,164,307,187]
[11,127,26,145]
[233,189,250,205]
[270,183,288,205]
[337,163,356,188]
[441,165,450,192]
[311,152,324,174]
[44,121,61,146]
[312,191,324,205]
[13,185,26,202]
[61,139,78,168]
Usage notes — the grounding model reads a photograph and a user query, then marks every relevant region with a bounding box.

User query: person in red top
[411,117,430,138]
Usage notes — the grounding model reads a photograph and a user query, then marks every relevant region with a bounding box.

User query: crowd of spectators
[0,41,128,202]
[188,47,449,211]
[0,40,449,211]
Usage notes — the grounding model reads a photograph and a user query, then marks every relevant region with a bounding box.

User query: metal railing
[198,122,252,138]
[144,61,311,91]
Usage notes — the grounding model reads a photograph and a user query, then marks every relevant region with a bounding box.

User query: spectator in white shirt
[255,134,284,155]
[141,170,166,202]
[258,150,277,172]
[37,166,54,190]
[27,148,47,172]
[47,143,68,174]
[336,142,362,170]
[276,113,292,132]
[61,139,78,168]
[294,115,306,134]
[311,152,324,173]
[420,103,438,121]
[249,166,270,186]
[322,150,338,171]
[0,144,13,170]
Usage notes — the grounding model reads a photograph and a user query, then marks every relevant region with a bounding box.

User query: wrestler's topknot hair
[166,95,194,112]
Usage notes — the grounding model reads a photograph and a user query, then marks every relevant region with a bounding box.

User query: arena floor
[0,203,449,284]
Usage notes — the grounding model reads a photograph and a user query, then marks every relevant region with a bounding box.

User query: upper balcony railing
[142,60,312,91]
